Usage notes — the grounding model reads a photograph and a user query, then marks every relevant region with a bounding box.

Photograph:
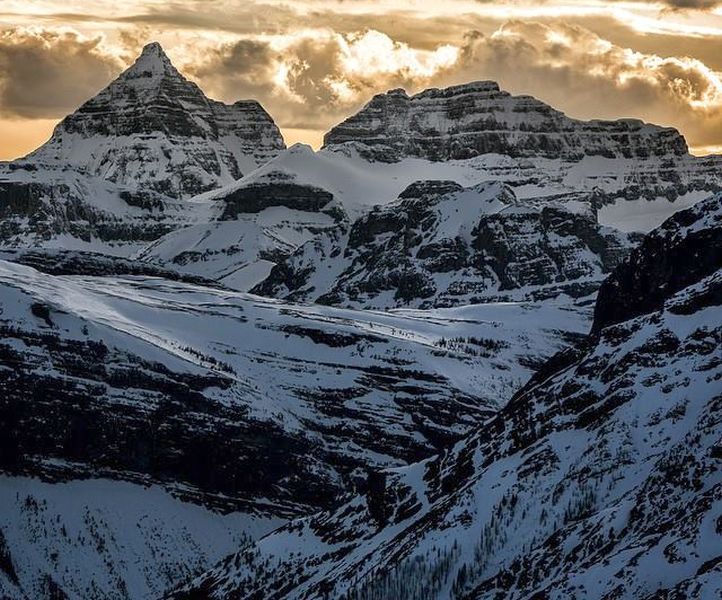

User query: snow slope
[138,155,349,290]
[173,193,722,600]
[0,252,596,599]
[0,258,590,517]
[0,476,280,600]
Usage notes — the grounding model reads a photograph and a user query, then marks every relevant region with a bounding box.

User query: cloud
[188,29,459,129]
[186,21,722,149]
[438,21,722,147]
[658,0,721,9]
[3,13,722,153]
[0,28,122,118]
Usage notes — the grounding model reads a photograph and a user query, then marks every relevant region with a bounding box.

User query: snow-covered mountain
[171,192,722,600]
[0,42,285,255]
[26,42,285,199]
[136,82,722,293]
[0,476,280,600]
[0,249,591,598]
[2,51,721,600]
[254,179,637,308]
[324,81,687,162]
[320,81,722,232]
[1,73,719,285]
[138,153,349,290]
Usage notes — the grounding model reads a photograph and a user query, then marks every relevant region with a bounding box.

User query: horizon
[6,47,717,161]
[1,1,722,159]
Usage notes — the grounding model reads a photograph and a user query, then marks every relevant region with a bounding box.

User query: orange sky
[2,1,722,159]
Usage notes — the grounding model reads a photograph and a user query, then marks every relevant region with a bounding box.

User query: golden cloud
[183,21,722,149]
[187,29,460,129]
[0,27,121,118]
[440,21,722,147]
[3,16,722,155]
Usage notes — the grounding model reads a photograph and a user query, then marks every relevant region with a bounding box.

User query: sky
[1,0,722,159]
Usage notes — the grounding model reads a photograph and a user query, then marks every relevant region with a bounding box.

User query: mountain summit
[26,42,285,198]
[121,41,176,81]
[323,80,689,162]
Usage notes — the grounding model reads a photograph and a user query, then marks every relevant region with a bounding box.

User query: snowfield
[0,476,281,600]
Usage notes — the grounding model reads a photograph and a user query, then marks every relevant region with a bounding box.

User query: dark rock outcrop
[593,193,722,332]
[254,180,636,308]
[219,182,335,219]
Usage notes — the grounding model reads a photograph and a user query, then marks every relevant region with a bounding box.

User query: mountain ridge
[253,178,638,308]
[323,79,690,162]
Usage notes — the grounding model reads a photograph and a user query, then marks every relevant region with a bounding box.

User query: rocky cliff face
[26,42,285,199]
[593,192,722,332]
[0,252,591,510]
[174,193,722,600]
[254,179,636,308]
[0,166,196,253]
[323,81,689,163]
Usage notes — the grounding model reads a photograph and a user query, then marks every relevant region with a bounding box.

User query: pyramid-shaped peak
[25,38,286,199]
[123,41,177,80]
[141,41,166,55]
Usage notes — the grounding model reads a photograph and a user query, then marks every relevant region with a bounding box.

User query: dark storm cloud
[189,39,278,100]
[0,28,121,118]
[659,0,721,9]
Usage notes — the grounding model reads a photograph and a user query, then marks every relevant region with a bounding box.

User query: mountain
[1,75,719,282]
[0,252,589,598]
[136,81,722,292]
[26,42,285,199]
[138,146,349,290]
[320,81,722,233]
[0,42,285,256]
[324,81,688,162]
[0,476,280,600]
[2,57,721,600]
[173,193,722,599]
[253,179,637,308]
